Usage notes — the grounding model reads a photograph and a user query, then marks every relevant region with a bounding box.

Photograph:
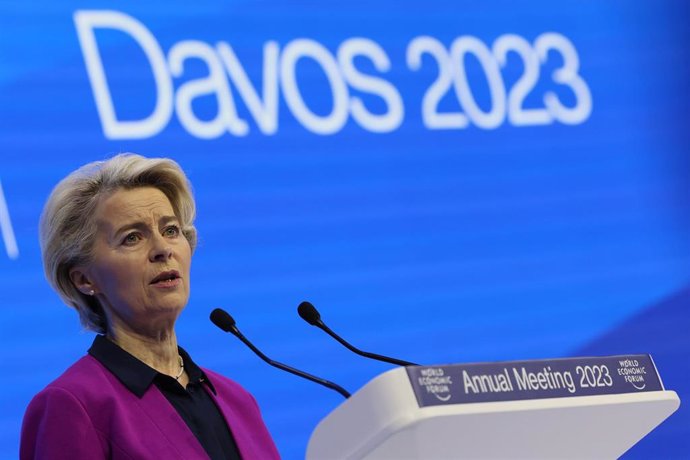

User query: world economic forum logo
[616,359,648,391]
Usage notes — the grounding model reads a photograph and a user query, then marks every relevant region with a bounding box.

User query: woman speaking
[20,154,280,459]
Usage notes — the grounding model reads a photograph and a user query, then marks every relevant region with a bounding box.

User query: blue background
[1,1,689,458]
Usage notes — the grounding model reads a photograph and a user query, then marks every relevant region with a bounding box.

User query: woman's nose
[149,235,173,262]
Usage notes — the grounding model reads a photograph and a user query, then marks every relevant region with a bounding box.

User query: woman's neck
[107,325,181,377]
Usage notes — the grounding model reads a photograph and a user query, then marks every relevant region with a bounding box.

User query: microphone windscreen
[297,301,321,325]
[210,308,236,332]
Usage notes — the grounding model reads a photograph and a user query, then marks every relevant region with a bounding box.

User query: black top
[89,335,242,460]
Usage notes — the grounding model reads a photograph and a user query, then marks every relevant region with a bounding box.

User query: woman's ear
[69,268,97,296]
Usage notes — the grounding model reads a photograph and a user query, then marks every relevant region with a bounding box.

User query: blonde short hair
[39,153,197,333]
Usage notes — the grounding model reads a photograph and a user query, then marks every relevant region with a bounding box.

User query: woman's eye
[164,225,180,237]
[122,233,141,245]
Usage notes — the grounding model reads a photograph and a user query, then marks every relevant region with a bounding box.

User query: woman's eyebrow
[112,220,148,237]
[159,215,179,226]
[107,215,179,240]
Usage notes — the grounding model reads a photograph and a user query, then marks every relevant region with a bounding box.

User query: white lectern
[307,357,680,459]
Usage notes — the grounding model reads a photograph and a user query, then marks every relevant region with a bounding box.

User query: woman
[20,154,280,459]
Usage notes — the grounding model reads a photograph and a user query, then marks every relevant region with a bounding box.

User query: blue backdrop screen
[1,1,689,458]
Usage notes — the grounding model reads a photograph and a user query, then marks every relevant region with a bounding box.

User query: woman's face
[71,186,192,335]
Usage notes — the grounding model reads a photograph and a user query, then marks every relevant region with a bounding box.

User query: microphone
[297,301,418,367]
[210,308,351,399]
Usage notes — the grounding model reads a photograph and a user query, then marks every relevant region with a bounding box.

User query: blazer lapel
[137,385,210,459]
[205,383,270,459]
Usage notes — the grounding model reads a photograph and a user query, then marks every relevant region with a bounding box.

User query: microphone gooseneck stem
[317,321,418,367]
[231,329,351,398]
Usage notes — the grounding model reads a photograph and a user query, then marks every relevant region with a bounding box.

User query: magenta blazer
[20,355,280,459]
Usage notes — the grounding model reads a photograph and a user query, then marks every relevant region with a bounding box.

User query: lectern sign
[406,355,663,407]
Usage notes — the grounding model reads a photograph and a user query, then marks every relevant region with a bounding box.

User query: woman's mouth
[150,270,181,287]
